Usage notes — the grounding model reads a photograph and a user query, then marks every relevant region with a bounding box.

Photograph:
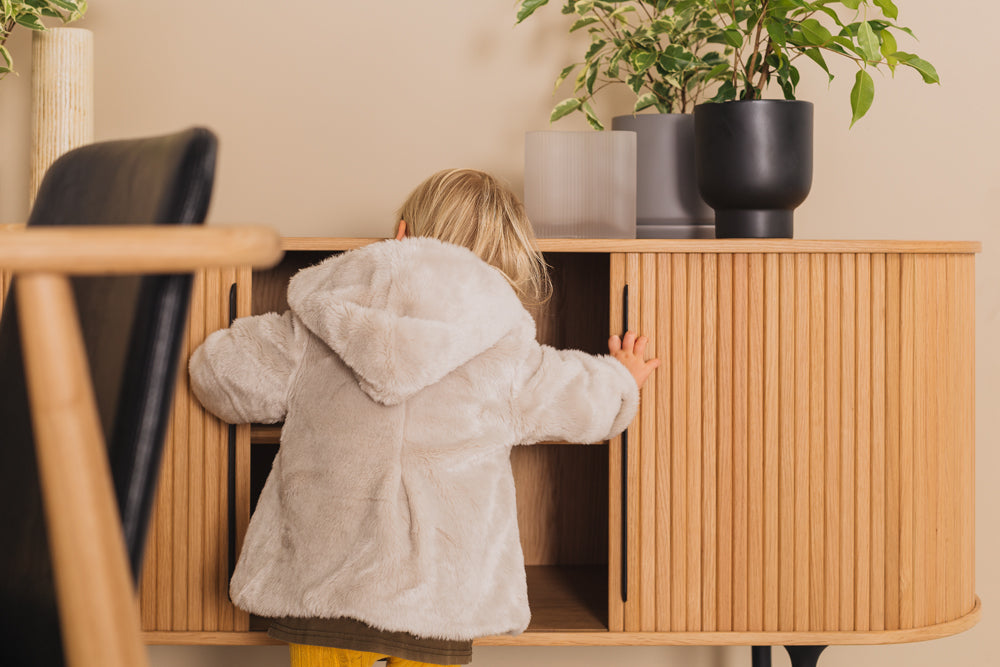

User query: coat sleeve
[188,311,306,424]
[512,343,640,445]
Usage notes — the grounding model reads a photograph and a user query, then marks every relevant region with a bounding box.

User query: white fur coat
[188,237,639,640]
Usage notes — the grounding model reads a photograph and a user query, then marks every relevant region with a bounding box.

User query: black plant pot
[694,100,813,239]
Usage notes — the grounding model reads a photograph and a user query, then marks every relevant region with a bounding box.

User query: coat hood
[286,237,534,405]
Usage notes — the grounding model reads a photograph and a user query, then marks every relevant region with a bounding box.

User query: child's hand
[609,331,660,389]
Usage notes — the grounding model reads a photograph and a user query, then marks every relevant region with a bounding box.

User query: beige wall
[3,1,996,665]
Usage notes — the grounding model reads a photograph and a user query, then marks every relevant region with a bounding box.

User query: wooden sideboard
[60,238,978,649]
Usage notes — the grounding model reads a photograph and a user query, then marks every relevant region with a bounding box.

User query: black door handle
[620,284,629,604]
[227,282,238,581]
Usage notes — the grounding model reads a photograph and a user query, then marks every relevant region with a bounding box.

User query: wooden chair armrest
[0,225,282,274]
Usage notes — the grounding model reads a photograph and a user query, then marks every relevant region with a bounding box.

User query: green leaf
[516,0,549,23]
[570,16,599,32]
[765,19,787,47]
[802,47,834,82]
[798,18,832,46]
[627,72,645,94]
[550,97,583,122]
[894,52,939,84]
[841,0,862,9]
[0,43,10,67]
[880,29,898,69]
[50,0,83,11]
[857,22,880,62]
[872,0,899,19]
[657,44,700,72]
[849,68,875,127]
[584,39,607,62]
[709,80,737,103]
[14,14,45,30]
[630,49,657,74]
[555,63,577,89]
[634,93,659,112]
[582,101,604,130]
[609,5,637,21]
[585,63,598,94]
[723,28,743,47]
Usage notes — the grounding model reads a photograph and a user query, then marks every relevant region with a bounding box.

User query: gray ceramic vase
[611,113,714,239]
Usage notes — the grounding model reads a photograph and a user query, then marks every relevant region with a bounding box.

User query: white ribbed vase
[30,27,94,205]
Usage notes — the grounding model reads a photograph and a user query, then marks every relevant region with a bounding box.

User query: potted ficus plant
[695,0,939,238]
[516,0,731,238]
[1,0,88,79]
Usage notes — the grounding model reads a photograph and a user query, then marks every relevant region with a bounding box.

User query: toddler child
[189,168,659,667]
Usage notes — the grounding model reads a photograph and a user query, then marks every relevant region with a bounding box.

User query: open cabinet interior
[246,249,612,633]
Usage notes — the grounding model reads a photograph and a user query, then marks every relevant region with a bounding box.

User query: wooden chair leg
[17,273,149,667]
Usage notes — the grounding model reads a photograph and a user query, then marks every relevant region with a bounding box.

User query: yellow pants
[289,643,460,667]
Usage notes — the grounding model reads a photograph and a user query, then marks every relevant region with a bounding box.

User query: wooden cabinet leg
[784,645,827,667]
[751,646,772,667]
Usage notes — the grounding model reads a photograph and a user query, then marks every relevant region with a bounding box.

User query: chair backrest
[0,127,218,665]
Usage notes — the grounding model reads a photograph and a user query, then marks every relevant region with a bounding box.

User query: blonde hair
[395,168,551,306]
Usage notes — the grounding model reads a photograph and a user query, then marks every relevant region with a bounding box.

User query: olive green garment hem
[267,616,474,666]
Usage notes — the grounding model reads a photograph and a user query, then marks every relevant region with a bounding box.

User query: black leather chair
[0,127,218,666]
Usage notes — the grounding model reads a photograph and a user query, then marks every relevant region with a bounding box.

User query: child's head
[396,168,551,306]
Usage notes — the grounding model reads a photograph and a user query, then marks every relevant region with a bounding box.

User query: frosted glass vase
[524,131,636,239]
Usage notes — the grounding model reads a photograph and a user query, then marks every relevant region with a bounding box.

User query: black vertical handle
[227,283,238,581]
[621,284,629,604]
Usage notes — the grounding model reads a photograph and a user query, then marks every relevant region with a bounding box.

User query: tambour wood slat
[778,254,796,632]
[187,268,206,630]
[913,256,930,628]
[608,255,625,633]
[654,254,671,632]
[141,477,158,628]
[624,253,642,632]
[701,255,718,632]
[763,254,780,632]
[686,254,703,631]
[716,254,734,632]
[870,254,887,632]
[156,403,175,629]
[899,255,916,629]
[639,254,657,632]
[825,254,842,632]
[669,254,688,632]
[885,253,902,631]
[644,254,672,632]
[959,255,976,617]
[747,255,765,632]
[809,254,826,631]
[856,254,872,633]
[929,254,948,623]
[840,254,856,631]
[793,254,811,632]
[171,271,194,630]
[202,268,222,631]
[732,254,749,631]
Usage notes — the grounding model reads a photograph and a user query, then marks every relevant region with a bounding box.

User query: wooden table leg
[17,273,149,667]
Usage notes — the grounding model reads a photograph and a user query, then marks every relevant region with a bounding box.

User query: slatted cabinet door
[139,266,253,632]
[608,250,976,637]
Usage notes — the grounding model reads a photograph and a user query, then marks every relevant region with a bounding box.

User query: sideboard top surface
[278,237,981,253]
